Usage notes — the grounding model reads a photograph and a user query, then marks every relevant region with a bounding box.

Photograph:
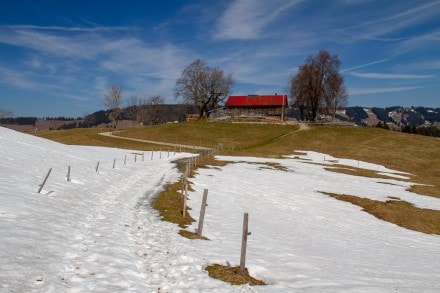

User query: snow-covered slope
[1,127,440,292]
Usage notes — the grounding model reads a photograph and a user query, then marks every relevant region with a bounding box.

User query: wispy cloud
[215,0,302,40]
[349,86,420,95]
[0,24,189,102]
[342,58,390,72]
[337,1,440,41]
[0,66,63,91]
[396,31,440,54]
[349,72,434,79]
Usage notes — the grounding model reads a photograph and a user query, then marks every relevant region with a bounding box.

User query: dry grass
[152,180,194,228]
[117,121,298,153]
[178,230,209,240]
[324,192,440,234]
[324,166,410,181]
[205,264,266,286]
[283,125,440,198]
[34,128,160,151]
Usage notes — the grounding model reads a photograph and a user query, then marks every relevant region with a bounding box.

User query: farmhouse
[223,94,288,121]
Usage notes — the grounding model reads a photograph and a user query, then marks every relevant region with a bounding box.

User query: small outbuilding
[224,94,288,121]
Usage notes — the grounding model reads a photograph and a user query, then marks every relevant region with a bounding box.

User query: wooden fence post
[113,159,116,169]
[95,161,100,172]
[239,212,249,275]
[66,165,71,181]
[197,189,208,238]
[182,181,188,218]
[38,168,52,193]
[151,151,154,160]
[124,155,127,165]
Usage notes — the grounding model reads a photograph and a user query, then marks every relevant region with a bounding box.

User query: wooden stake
[197,189,208,238]
[183,182,188,218]
[38,168,52,193]
[239,212,249,275]
[124,155,127,165]
[67,166,71,181]
[151,151,154,160]
[113,159,116,169]
[95,161,100,172]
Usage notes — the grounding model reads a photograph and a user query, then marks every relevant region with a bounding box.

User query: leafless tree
[125,94,139,127]
[174,59,234,118]
[104,85,123,128]
[146,95,165,125]
[289,50,345,121]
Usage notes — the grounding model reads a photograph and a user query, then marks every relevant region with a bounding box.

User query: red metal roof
[225,95,288,107]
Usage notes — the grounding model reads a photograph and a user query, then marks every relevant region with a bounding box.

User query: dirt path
[99,131,212,151]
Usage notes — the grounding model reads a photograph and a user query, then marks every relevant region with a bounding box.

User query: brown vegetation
[324,192,440,234]
[205,264,266,286]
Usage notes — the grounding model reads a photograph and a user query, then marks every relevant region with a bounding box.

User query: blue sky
[1,0,439,117]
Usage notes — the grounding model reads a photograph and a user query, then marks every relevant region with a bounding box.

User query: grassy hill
[35,122,440,235]
[35,122,439,198]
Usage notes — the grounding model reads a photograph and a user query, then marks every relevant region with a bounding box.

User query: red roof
[225,95,288,107]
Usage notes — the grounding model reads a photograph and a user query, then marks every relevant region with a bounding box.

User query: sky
[0,0,439,117]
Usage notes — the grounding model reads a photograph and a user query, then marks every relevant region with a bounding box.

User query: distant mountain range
[2,105,439,137]
[333,106,440,136]
[336,106,440,127]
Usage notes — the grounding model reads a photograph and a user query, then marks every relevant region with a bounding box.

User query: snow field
[1,126,440,292]
[184,155,440,292]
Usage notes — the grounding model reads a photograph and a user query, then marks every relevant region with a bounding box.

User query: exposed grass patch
[178,230,209,240]
[285,125,440,198]
[324,166,409,181]
[256,162,290,172]
[205,264,266,286]
[323,192,440,235]
[152,180,194,228]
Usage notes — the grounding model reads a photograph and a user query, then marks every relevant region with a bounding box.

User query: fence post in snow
[124,155,127,165]
[182,182,188,218]
[95,161,100,172]
[197,189,208,239]
[113,159,116,169]
[66,166,71,181]
[151,151,154,160]
[37,168,52,193]
[239,212,249,275]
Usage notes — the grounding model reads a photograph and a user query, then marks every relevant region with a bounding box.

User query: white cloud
[215,0,301,40]
[336,1,440,42]
[348,86,420,95]
[349,72,434,79]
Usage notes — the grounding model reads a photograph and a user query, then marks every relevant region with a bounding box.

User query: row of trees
[103,49,346,123]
